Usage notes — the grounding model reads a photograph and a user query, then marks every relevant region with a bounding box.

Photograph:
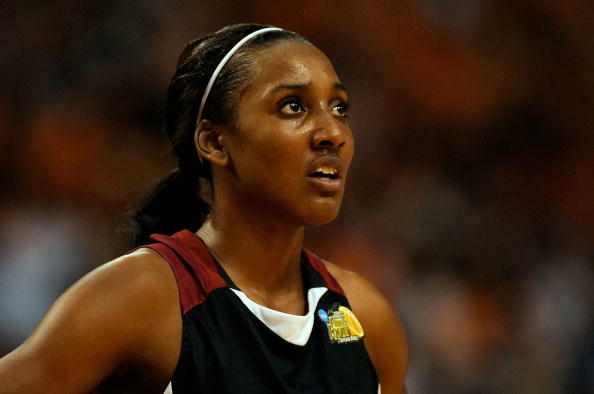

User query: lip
[306,156,344,195]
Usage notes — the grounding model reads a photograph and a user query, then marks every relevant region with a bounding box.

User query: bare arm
[0,249,181,394]
[326,262,408,394]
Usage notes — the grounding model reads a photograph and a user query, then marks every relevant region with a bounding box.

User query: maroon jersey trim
[147,231,226,314]
[303,249,345,296]
[141,242,212,314]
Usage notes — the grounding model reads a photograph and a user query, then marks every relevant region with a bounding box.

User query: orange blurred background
[1,1,593,392]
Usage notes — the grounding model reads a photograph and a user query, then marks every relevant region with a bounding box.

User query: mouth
[307,165,339,181]
[306,159,344,195]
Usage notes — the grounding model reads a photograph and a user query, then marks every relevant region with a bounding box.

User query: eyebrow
[269,83,310,95]
[334,82,347,93]
[268,81,348,95]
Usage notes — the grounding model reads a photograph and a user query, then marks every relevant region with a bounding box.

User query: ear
[195,119,229,166]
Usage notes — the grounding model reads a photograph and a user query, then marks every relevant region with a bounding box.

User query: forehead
[243,40,340,95]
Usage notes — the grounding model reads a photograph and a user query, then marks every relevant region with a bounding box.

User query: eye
[278,98,305,115]
[331,101,350,118]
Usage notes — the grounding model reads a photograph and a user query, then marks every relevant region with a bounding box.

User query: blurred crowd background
[1,0,592,392]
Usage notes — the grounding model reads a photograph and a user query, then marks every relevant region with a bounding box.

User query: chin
[307,214,339,227]
[301,203,342,226]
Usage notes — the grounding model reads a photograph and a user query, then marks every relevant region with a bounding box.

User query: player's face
[224,40,354,226]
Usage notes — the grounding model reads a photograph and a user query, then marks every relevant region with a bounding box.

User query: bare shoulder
[324,260,408,394]
[323,261,394,321]
[0,247,181,393]
[58,247,180,335]
[83,247,178,309]
[323,261,382,304]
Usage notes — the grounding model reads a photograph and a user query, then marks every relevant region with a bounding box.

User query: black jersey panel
[171,288,377,394]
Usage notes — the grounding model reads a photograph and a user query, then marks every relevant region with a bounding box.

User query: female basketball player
[0,24,408,393]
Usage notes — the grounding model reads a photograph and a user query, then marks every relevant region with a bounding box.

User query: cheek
[346,135,355,165]
[233,130,305,188]
[340,132,355,175]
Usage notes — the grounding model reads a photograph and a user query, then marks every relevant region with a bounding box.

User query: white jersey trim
[229,287,328,346]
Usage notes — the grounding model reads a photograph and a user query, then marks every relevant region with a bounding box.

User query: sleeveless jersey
[145,230,378,393]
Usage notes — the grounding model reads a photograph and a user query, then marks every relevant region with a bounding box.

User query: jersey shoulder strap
[144,230,226,314]
[302,249,346,296]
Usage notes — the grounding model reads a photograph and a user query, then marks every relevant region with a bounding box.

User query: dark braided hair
[131,24,306,246]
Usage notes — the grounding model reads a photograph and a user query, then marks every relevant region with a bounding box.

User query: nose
[311,113,348,151]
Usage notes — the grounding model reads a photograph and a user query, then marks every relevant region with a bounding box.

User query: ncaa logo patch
[318,303,364,343]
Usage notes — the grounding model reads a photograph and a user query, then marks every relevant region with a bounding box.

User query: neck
[196,203,305,299]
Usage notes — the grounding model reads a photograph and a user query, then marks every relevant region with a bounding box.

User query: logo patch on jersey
[318,308,329,323]
[320,303,364,343]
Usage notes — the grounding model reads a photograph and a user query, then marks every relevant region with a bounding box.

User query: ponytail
[130,169,210,247]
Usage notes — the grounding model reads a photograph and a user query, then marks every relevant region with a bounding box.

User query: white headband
[195,27,283,126]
